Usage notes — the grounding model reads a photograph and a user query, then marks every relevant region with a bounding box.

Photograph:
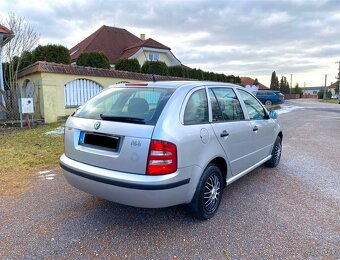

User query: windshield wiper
[100,114,146,124]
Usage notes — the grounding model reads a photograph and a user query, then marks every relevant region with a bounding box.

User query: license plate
[79,131,120,151]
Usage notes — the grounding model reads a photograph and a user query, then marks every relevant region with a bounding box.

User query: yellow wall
[18,72,141,123]
[136,51,173,66]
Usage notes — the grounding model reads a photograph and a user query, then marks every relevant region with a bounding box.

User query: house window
[64,79,103,107]
[148,52,160,61]
[70,48,79,56]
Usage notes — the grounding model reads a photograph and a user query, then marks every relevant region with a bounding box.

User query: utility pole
[323,74,328,100]
[290,74,292,94]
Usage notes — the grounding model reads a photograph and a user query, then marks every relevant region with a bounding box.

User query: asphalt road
[1,99,339,259]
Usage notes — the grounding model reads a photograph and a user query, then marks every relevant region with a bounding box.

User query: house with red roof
[240,76,268,90]
[70,25,182,68]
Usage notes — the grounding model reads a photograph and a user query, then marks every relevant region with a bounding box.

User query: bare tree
[0,13,39,117]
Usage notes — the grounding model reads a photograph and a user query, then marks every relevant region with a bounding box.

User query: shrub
[32,44,71,64]
[141,61,168,76]
[168,65,184,77]
[326,90,332,99]
[76,51,110,69]
[115,58,140,72]
[318,90,324,99]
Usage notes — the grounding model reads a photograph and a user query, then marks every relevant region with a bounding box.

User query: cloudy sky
[1,0,340,87]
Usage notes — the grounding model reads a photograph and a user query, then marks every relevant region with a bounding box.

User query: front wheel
[189,164,223,220]
[265,136,282,168]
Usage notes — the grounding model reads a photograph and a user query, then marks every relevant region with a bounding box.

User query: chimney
[140,34,145,41]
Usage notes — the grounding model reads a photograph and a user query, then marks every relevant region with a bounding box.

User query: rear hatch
[64,85,174,175]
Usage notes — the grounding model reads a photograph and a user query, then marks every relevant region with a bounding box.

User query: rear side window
[183,89,208,125]
[209,88,244,121]
[74,87,174,125]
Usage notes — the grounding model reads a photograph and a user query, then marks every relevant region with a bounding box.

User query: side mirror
[269,110,278,119]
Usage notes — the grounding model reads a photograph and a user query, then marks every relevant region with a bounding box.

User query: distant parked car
[256,90,285,106]
[60,81,283,219]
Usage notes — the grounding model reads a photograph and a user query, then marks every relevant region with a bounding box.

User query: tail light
[146,140,177,175]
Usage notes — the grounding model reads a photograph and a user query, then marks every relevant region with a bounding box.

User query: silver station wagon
[60,81,282,219]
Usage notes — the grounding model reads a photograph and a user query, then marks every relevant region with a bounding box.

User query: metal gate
[64,79,102,107]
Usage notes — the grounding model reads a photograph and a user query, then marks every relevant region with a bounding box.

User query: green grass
[320,99,339,104]
[0,122,65,195]
[265,104,281,110]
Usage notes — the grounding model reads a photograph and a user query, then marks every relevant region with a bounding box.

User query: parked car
[255,90,285,106]
[60,81,283,219]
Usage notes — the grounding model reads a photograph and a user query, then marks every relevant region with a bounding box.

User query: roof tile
[17,61,188,82]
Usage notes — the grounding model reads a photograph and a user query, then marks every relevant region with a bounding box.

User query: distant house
[302,85,337,96]
[240,77,268,90]
[70,25,181,68]
[301,86,323,95]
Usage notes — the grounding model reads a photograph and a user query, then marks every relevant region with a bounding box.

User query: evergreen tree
[141,61,168,76]
[32,44,71,64]
[280,76,290,94]
[76,51,110,69]
[293,83,302,96]
[168,65,184,77]
[253,78,259,86]
[19,51,33,70]
[115,58,140,72]
[270,71,277,90]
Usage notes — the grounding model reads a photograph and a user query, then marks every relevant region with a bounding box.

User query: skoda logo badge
[94,121,101,130]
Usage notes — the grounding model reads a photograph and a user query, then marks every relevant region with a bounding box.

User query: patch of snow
[45,174,56,178]
[44,126,64,136]
[276,105,316,115]
[36,170,56,180]
[37,170,51,175]
[276,105,301,115]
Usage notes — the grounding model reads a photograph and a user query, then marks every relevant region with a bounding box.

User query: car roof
[110,80,243,92]
[257,90,280,92]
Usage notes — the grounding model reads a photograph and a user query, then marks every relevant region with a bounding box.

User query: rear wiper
[100,114,145,124]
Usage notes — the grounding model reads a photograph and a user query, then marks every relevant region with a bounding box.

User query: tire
[189,164,223,220]
[264,100,273,106]
[265,136,282,168]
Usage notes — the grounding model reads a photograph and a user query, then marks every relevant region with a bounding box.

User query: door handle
[253,126,258,132]
[220,130,229,137]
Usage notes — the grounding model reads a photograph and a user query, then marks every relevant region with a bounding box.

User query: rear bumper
[60,154,201,208]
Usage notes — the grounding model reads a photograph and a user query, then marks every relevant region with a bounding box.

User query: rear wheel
[189,164,223,220]
[265,136,282,168]
[264,100,273,106]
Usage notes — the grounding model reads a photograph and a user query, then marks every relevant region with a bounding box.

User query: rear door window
[74,87,174,125]
[209,88,244,122]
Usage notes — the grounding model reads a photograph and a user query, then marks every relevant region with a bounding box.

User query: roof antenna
[152,74,156,82]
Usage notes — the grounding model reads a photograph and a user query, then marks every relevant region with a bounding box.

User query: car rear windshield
[74,87,175,125]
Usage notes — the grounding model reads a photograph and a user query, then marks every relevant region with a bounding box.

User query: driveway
[0,99,339,259]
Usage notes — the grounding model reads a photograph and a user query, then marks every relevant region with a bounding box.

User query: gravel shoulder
[0,99,339,259]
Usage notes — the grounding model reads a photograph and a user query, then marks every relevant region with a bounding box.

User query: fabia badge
[94,121,101,130]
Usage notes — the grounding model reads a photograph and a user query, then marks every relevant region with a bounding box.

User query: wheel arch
[209,157,228,188]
